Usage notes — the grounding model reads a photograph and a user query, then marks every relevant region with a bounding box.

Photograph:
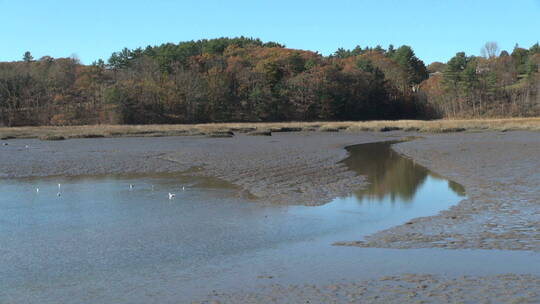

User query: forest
[0,37,539,126]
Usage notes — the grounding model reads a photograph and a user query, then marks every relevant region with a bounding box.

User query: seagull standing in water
[36,188,39,193]
[168,193,176,200]
[129,184,134,190]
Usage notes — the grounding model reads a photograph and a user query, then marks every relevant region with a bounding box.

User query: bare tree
[481,42,500,58]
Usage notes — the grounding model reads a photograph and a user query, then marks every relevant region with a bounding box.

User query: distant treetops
[1,38,539,126]
[422,42,540,117]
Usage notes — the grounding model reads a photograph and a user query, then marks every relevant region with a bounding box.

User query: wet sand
[2,130,540,303]
[1,131,539,251]
[340,131,540,252]
[0,132,401,205]
[198,274,540,304]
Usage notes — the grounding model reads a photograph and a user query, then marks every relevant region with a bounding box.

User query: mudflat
[0,132,401,205]
[1,131,539,251]
[2,130,539,303]
[340,131,540,252]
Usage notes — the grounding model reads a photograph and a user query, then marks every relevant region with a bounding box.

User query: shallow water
[4,140,530,303]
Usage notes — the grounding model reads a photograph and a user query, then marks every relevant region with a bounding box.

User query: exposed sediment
[340,131,540,252]
[3,130,540,303]
[2,131,539,251]
[0,132,398,205]
[160,132,393,205]
[197,274,540,304]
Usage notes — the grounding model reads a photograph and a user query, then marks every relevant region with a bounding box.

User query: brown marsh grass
[1,118,540,140]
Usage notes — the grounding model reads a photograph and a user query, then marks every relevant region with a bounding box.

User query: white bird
[129,184,134,190]
[36,188,39,193]
[182,186,185,191]
[58,183,61,189]
[25,145,29,149]
[168,193,176,200]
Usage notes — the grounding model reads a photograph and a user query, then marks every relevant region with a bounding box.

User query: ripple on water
[0,141,472,303]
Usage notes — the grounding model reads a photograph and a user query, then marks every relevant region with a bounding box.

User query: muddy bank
[2,131,539,250]
[197,274,540,304]
[0,132,400,205]
[340,131,540,252]
[3,130,540,303]
[160,132,408,205]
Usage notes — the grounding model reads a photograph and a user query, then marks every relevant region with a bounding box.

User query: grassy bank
[1,118,540,140]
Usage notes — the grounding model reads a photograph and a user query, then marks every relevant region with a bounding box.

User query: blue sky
[1,0,539,64]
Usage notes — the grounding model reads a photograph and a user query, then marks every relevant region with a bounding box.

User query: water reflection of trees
[342,141,444,202]
[447,180,466,196]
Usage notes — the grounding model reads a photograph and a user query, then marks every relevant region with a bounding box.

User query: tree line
[420,42,540,117]
[1,37,538,126]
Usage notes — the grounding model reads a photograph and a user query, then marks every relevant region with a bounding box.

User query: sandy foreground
[1,130,539,303]
[197,274,540,304]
